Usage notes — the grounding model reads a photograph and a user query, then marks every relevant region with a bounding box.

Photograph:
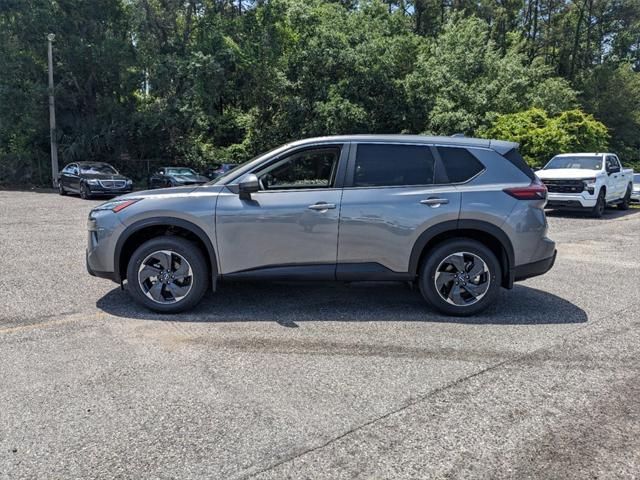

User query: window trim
[240,143,350,193]
[343,142,487,189]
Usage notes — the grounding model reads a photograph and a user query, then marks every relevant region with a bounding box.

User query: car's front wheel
[58,182,67,196]
[126,236,209,313]
[80,182,92,200]
[419,239,501,317]
[591,189,606,218]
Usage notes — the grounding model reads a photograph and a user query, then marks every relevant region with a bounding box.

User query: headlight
[86,179,99,185]
[92,198,140,213]
[583,178,596,194]
[126,179,133,185]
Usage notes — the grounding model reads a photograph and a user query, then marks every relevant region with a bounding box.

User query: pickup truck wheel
[419,239,501,317]
[618,185,632,210]
[126,236,209,313]
[591,190,605,218]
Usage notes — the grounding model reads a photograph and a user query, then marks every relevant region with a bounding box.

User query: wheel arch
[409,220,515,288]
[115,217,218,291]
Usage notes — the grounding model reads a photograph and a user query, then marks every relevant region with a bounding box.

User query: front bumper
[546,192,596,208]
[86,250,119,282]
[87,184,133,195]
[514,250,557,282]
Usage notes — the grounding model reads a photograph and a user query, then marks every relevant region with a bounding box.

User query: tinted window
[354,144,434,187]
[258,147,340,190]
[437,147,484,183]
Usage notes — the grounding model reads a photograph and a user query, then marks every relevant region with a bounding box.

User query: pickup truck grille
[99,180,126,189]
[541,179,585,194]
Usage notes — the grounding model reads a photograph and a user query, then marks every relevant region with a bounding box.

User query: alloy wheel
[138,250,193,304]
[433,252,490,307]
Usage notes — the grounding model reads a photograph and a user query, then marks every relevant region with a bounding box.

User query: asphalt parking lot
[1,190,639,479]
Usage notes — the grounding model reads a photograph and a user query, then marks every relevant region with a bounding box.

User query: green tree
[481,107,609,166]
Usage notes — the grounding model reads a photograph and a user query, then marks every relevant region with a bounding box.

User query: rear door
[336,142,461,276]
[606,155,624,199]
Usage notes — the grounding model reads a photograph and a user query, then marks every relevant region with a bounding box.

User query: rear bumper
[514,250,557,282]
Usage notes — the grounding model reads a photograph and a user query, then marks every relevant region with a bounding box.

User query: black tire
[126,236,209,313]
[591,189,606,218]
[80,182,92,200]
[58,182,67,196]
[618,185,632,210]
[419,239,501,317]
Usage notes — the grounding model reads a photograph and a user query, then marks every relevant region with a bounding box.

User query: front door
[61,164,80,192]
[215,144,348,276]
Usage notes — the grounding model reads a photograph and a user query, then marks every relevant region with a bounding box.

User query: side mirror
[238,174,260,200]
[158,170,164,175]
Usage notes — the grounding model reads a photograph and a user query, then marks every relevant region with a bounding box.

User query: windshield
[543,156,602,170]
[166,168,196,175]
[80,163,118,175]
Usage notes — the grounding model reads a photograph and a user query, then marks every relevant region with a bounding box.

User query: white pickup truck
[536,153,634,217]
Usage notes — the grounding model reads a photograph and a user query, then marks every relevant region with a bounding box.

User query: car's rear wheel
[618,185,632,210]
[419,239,501,317]
[126,236,208,313]
[591,189,605,218]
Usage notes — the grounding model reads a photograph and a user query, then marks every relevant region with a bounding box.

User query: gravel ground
[0,190,639,479]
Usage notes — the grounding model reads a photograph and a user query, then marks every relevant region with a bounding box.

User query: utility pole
[47,33,59,188]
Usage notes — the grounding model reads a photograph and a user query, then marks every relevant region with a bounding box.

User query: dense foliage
[481,108,610,166]
[1,0,639,185]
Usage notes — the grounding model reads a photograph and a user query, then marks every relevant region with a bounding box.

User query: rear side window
[436,147,485,183]
[354,144,435,187]
[503,148,535,181]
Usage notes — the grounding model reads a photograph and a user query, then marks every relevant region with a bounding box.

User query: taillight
[503,180,547,200]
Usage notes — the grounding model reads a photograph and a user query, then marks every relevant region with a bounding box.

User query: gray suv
[87,135,556,316]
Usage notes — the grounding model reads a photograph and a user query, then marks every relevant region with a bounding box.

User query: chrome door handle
[420,198,449,206]
[308,202,336,211]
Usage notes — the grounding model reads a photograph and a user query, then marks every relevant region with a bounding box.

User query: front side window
[257,147,340,190]
[354,144,435,187]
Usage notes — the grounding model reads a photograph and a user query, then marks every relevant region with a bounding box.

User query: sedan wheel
[80,183,92,200]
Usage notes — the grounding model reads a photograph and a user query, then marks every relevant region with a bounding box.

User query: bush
[479,108,610,167]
